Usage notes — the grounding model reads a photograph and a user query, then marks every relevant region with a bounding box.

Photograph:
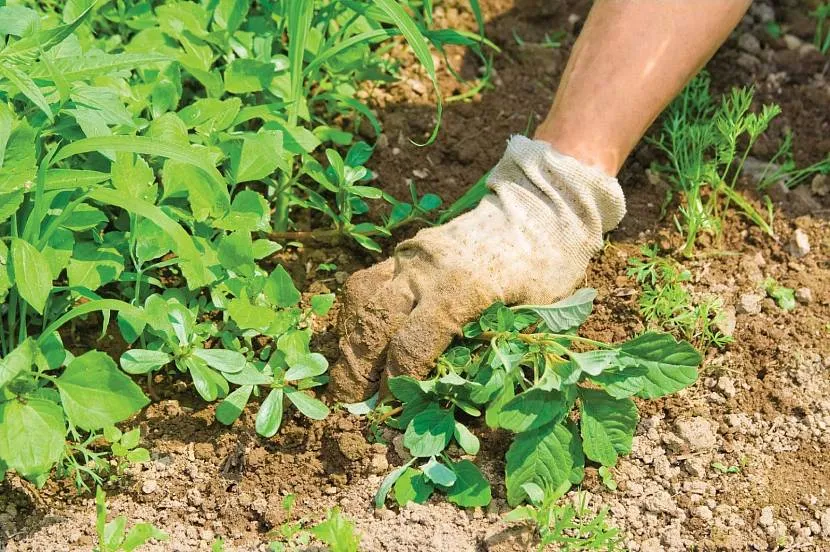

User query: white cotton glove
[329,135,626,402]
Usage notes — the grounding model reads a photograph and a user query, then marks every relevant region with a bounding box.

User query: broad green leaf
[570,349,620,376]
[0,6,39,37]
[120,349,172,375]
[579,388,638,467]
[505,422,575,506]
[514,288,596,332]
[0,339,35,389]
[309,508,359,552]
[394,467,433,506]
[285,387,329,420]
[375,459,415,509]
[498,388,571,433]
[453,422,480,455]
[403,405,454,457]
[0,64,53,122]
[310,293,335,316]
[387,375,434,404]
[285,352,328,381]
[29,52,170,81]
[0,398,65,481]
[121,523,168,551]
[277,329,311,366]
[56,351,149,430]
[215,190,270,232]
[121,428,140,449]
[216,385,252,426]
[224,59,275,94]
[10,238,51,314]
[255,388,284,437]
[192,348,246,374]
[447,460,492,508]
[67,241,124,292]
[185,357,228,402]
[0,120,36,193]
[588,366,648,399]
[217,231,254,277]
[227,298,278,333]
[213,0,250,32]
[422,457,456,486]
[264,265,301,307]
[112,152,156,202]
[42,228,74,279]
[178,97,241,133]
[620,332,701,399]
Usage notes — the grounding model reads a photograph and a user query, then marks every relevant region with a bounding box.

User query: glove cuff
[486,135,627,235]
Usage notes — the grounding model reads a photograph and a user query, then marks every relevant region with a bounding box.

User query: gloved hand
[328,135,626,402]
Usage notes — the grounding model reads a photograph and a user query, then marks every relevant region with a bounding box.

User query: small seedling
[813,3,830,54]
[627,244,732,349]
[373,289,702,509]
[505,484,622,551]
[267,495,360,552]
[763,277,796,311]
[94,487,167,552]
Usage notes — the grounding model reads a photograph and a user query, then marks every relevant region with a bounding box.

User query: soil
[2,1,830,551]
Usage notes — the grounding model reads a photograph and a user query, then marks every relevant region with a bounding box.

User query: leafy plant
[756,132,830,191]
[627,244,732,349]
[763,277,796,311]
[94,486,167,552]
[266,494,361,552]
[372,288,702,509]
[505,486,621,552]
[650,72,781,256]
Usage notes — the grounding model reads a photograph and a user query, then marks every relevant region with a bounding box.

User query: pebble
[795,287,813,305]
[738,33,762,55]
[644,490,678,515]
[787,229,810,258]
[736,53,761,70]
[716,376,737,398]
[812,174,829,197]
[369,453,389,475]
[737,293,763,315]
[141,480,159,494]
[759,506,775,527]
[715,306,736,338]
[783,34,804,51]
[821,509,830,538]
[694,506,713,522]
[674,417,717,451]
[750,3,775,23]
[406,78,427,96]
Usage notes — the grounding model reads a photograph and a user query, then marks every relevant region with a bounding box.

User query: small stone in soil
[759,506,775,527]
[142,480,159,494]
[716,376,737,398]
[787,228,810,258]
[737,293,763,315]
[795,287,813,305]
[674,417,718,451]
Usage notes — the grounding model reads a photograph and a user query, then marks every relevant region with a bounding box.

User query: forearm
[534,0,751,176]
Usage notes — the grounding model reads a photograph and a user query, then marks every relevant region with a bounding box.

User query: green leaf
[447,460,491,508]
[56,351,150,430]
[309,507,359,552]
[192,348,246,374]
[453,422,480,456]
[217,231,255,277]
[310,293,335,316]
[121,523,168,552]
[0,339,35,389]
[10,238,52,314]
[224,59,275,94]
[255,388,284,437]
[213,0,250,32]
[619,332,701,399]
[216,190,270,232]
[0,120,36,193]
[0,64,53,122]
[569,349,620,376]
[67,241,125,292]
[284,352,328,381]
[394,467,434,506]
[403,405,454,457]
[216,385,252,426]
[0,397,65,481]
[422,457,456,486]
[285,387,329,420]
[120,349,172,375]
[498,388,571,433]
[579,388,638,467]
[112,152,156,202]
[286,0,313,126]
[186,357,229,402]
[515,288,596,332]
[588,366,648,399]
[264,265,301,307]
[121,428,141,450]
[227,298,278,333]
[228,131,283,184]
[505,422,575,506]
[375,459,415,509]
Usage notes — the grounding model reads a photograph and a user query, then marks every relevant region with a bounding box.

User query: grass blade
[287,1,314,126]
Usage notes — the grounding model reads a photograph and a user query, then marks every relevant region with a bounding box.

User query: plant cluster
[369,288,702,512]
[627,244,732,350]
[0,0,490,488]
[94,486,168,552]
[813,3,830,55]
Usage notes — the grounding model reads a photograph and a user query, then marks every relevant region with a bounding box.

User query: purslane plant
[371,289,702,509]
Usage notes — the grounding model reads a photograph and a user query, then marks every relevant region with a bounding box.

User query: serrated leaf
[579,388,638,467]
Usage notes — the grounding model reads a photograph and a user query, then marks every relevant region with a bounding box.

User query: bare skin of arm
[328,0,751,401]
[535,0,751,176]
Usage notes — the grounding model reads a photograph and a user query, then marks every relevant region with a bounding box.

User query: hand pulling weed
[368,288,702,512]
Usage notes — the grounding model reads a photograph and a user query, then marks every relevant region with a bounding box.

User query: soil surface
[3,1,829,551]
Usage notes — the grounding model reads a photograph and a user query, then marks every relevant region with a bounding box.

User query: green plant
[94,486,168,552]
[267,494,361,552]
[627,244,732,349]
[650,72,782,256]
[813,3,830,54]
[372,288,702,509]
[756,132,830,191]
[763,277,796,311]
[505,486,621,551]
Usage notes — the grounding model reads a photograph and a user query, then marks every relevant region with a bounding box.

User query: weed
[650,72,781,256]
[627,244,732,349]
[94,486,167,552]
[265,494,361,552]
[763,277,796,311]
[756,132,830,191]
[370,289,702,509]
[813,3,830,54]
[505,486,622,551]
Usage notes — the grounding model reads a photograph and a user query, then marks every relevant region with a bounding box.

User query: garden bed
[2,0,829,551]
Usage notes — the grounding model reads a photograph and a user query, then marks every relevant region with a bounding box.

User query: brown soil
[3,1,830,551]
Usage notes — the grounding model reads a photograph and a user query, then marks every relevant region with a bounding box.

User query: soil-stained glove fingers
[328,262,415,402]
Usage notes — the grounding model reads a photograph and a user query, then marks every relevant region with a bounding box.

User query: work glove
[328,135,626,402]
